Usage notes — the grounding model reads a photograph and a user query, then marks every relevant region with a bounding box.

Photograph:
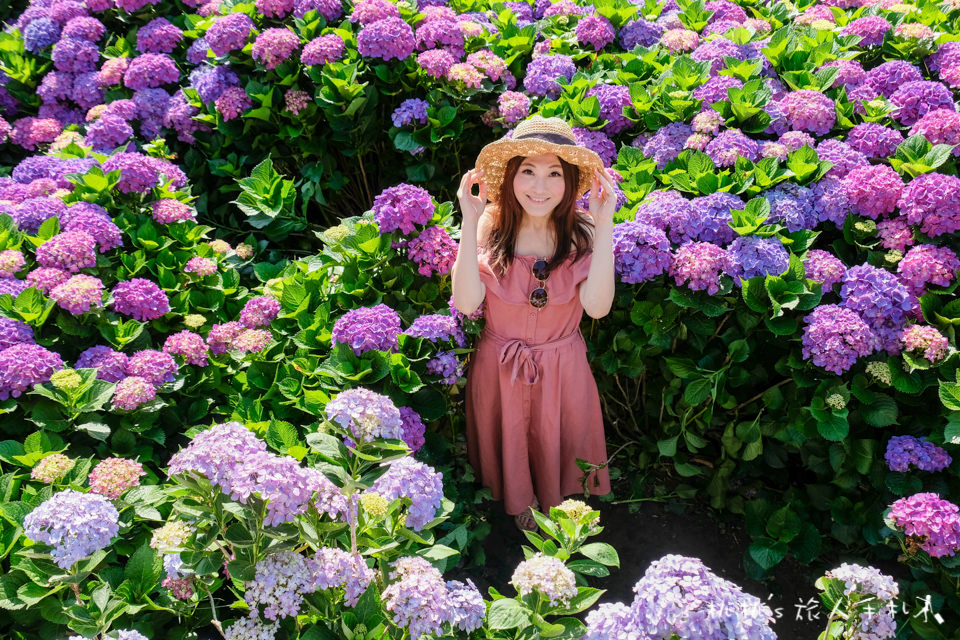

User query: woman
[451,115,616,531]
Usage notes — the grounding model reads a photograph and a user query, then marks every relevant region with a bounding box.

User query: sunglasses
[529,259,550,309]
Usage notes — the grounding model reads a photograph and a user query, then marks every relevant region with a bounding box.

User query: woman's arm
[452,169,488,316]
[580,169,616,319]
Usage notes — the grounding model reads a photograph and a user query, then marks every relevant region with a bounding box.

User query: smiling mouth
[527,196,550,204]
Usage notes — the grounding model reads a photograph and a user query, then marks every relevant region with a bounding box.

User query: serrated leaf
[579,543,619,568]
[123,544,162,598]
[860,393,898,427]
[487,598,531,630]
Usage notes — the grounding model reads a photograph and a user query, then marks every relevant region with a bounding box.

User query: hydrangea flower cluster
[823,563,899,640]
[206,12,254,56]
[373,184,434,234]
[583,554,775,639]
[23,489,119,569]
[302,34,345,65]
[840,264,913,353]
[251,28,300,69]
[898,173,960,237]
[240,296,281,328]
[805,250,846,289]
[403,313,466,347]
[888,493,960,557]
[611,221,672,284]
[426,351,462,385]
[111,278,170,321]
[150,521,194,553]
[846,123,903,159]
[706,129,758,167]
[31,453,75,483]
[670,242,729,294]
[802,305,876,374]
[399,406,426,452]
[576,15,616,51]
[842,165,904,219]
[842,16,892,47]
[511,553,578,606]
[725,236,789,282]
[163,330,209,366]
[368,456,443,530]
[325,387,405,443]
[406,226,457,276]
[885,435,952,472]
[0,343,63,399]
[357,17,416,62]
[88,457,146,498]
[50,274,104,314]
[382,556,484,639]
[523,54,576,99]
[910,109,960,155]
[776,90,835,136]
[126,349,178,386]
[767,182,817,232]
[245,551,322,620]
[897,244,959,296]
[901,325,949,362]
[36,231,97,272]
[498,91,531,125]
[331,304,402,355]
[112,376,156,411]
[890,81,955,126]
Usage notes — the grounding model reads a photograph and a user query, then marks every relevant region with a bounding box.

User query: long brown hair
[485,155,593,276]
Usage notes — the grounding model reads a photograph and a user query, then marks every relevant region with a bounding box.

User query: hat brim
[475,137,607,203]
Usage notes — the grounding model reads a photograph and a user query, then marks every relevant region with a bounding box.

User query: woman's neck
[519,212,552,234]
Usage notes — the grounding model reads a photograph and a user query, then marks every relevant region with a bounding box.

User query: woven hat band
[514,131,577,145]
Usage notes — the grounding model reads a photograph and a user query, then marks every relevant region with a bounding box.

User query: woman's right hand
[457,168,487,226]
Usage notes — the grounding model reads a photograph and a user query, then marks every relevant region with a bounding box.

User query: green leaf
[579,543,620,568]
[860,393,898,427]
[749,538,786,570]
[265,420,299,453]
[765,506,801,543]
[684,378,712,405]
[487,598,531,630]
[939,380,960,410]
[124,544,162,598]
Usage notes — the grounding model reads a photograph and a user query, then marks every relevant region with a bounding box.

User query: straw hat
[475,115,606,201]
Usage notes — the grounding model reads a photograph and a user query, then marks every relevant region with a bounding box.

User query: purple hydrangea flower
[706,129,758,167]
[369,456,443,530]
[186,37,209,64]
[586,84,632,134]
[312,547,374,606]
[151,199,196,224]
[246,552,320,620]
[573,128,616,166]
[842,16,891,47]
[163,331,210,366]
[101,152,162,193]
[693,75,742,105]
[426,351,462,385]
[897,244,960,297]
[886,435,952,472]
[75,345,128,382]
[890,81,956,126]
[357,18,416,62]
[168,422,268,487]
[124,53,179,90]
[802,304,875,374]
[909,109,960,156]
[777,90,836,136]
[23,490,118,569]
[399,406,426,452]
[24,18,62,53]
[325,387,404,442]
[863,60,923,98]
[52,37,100,73]
[184,256,217,277]
[415,17,465,57]
[294,0,344,19]
[215,87,251,120]
[611,221,672,284]
[382,556,450,639]
[805,250,846,289]
[111,278,170,321]
[188,65,241,104]
[619,19,664,49]
[351,0,401,24]
[841,264,914,354]
[252,28,300,69]
[10,117,63,151]
[206,321,243,355]
[126,349,178,386]
[725,236,789,282]
[511,554,578,606]
[846,123,903,160]
[50,274,104,314]
[898,173,960,237]
[888,493,960,558]
[576,15,616,51]
[84,113,134,151]
[821,60,865,88]
[0,317,34,350]
[373,184,434,234]
[670,242,729,294]
[227,451,333,526]
[301,34,345,66]
[406,226,458,276]
[36,231,98,272]
[816,139,868,179]
[206,13,254,57]
[811,176,849,226]
[403,314,466,347]
[332,304,402,355]
[0,343,63,399]
[523,54,576,99]
[691,37,741,74]
[256,0,295,18]
[767,183,818,231]
[842,165,904,220]
[642,122,692,169]
[877,217,914,252]
[392,98,429,127]
[136,17,184,54]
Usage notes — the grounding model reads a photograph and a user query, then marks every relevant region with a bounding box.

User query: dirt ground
[456,494,912,638]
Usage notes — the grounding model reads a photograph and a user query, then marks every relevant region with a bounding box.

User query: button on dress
[465,248,611,516]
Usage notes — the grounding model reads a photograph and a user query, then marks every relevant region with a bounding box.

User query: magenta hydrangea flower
[885,436,952,472]
[325,387,404,442]
[897,244,960,297]
[0,317,34,350]
[100,152,165,193]
[805,250,846,289]
[369,456,443,531]
[23,490,118,569]
[302,34,345,66]
[497,91,530,125]
[10,117,63,151]
[0,250,25,278]
[846,123,903,160]
[206,320,243,355]
[112,375,156,410]
[670,242,729,294]
[890,81,956,126]
[251,28,300,69]
[801,305,876,374]
[373,184,434,234]
[136,17,184,54]
[214,86,252,120]
[256,0,295,18]
[523,54,576,99]
[35,231,97,272]
[576,15,616,51]
[842,15,891,47]
[0,343,63,399]
[877,217,914,252]
[863,60,923,98]
[909,109,960,156]
[821,60,865,88]
[294,0,343,20]
[50,274,104,314]
[415,17,465,57]
[888,493,960,558]
[123,53,179,90]
[705,129,758,167]
[898,173,960,237]
[817,139,868,179]
[611,221,672,284]
[163,330,209,366]
[126,349,178,386]
[88,457,145,498]
[111,278,170,321]
[357,17,416,62]
[241,296,282,328]
[842,165,903,220]
[901,325,949,362]
[75,345,128,383]
[332,304,402,355]
[350,0,401,24]
[151,199,196,224]
[777,90,835,136]
[417,49,456,78]
[406,226,457,276]
[206,12,254,57]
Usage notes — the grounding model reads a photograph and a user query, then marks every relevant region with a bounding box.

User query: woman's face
[512,154,566,219]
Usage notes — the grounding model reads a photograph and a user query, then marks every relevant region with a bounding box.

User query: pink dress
[465,248,611,515]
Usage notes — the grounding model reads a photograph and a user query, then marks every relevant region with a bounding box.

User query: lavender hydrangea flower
[426,351,462,385]
[136,17,183,54]
[842,15,891,47]
[252,28,300,69]
[373,184,434,234]
[111,278,170,321]
[586,84,632,134]
[573,128,616,166]
[75,345,128,383]
[399,406,426,452]
[888,493,960,557]
[23,490,118,569]
[0,343,63,399]
[24,18,61,53]
[897,244,959,297]
[446,579,485,633]
[50,274,104,314]
[257,0,295,18]
[576,15,616,51]
[611,221,672,284]
[706,129,758,167]
[802,305,876,374]
[206,13,254,57]
[382,556,450,640]
[863,60,923,99]
[245,551,317,620]
[168,422,267,487]
[523,54,576,99]
[805,250,846,289]
[188,65,240,104]
[351,0,401,24]
[766,183,817,231]
[332,304,402,355]
[62,211,122,253]
[126,349,178,386]
[877,217,914,252]
[885,435,952,472]
[841,264,913,354]
[821,60,865,88]
[295,0,343,19]
[497,91,530,125]
[846,123,903,160]
[725,236,789,282]
[817,139,868,179]
[151,199,196,224]
[123,53,179,90]
[890,81,955,126]
[206,321,243,355]
[821,564,899,640]
[10,117,63,151]
[642,122,692,169]
[682,192,740,245]
[325,387,404,443]
[620,18,664,49]
[369,456,443,530]
[227,451,333,526]
[357,17,416,62]
[0,317,34,350]
[897,173,960,237]
[670,242,730,294]
[52,37,100,73]
[404,314,466,347]
[311,547,374,606]
[693,76,742,105]
[392,98,429,127]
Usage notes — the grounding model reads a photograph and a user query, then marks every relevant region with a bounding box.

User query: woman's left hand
[588,168,616,227]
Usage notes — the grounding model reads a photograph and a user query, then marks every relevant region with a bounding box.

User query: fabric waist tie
[483,328,584,386]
